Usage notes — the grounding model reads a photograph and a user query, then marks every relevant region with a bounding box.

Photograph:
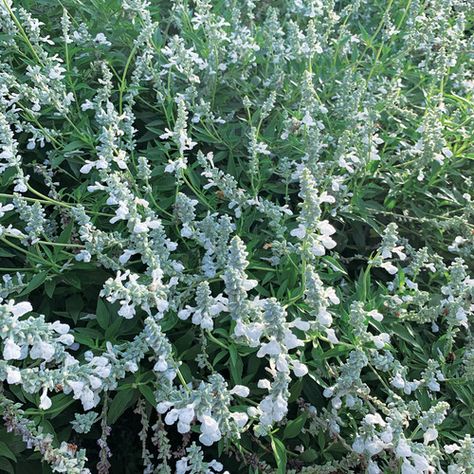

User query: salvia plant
[0,0,473,473]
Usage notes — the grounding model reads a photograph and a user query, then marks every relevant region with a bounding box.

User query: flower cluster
[0,0,472,472]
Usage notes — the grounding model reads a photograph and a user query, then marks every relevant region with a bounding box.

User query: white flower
[10,301,33,317]
[365,437,385,455]
[302,111,315,127]
[230,385,250,397]
[119,249,137,265]
[364,413,385,426]
[380,261,398,274]
[391,373,405,389]
[292,360,308,377]
[118,303,135,319]
[81,386,96,410]
[6,366,22,384]
[58,334,74,346]
[51,321,70,334]
[80,161,95,174]
[290,224,306,239]
[68,380,85,400]
[49,65,65,80]
[75,250,92,262]
[230,412,248,428]
[317,220,336,236]
[444,443,460,454]
[257,379,271,390]
[317,309,332,326]
[367,460,381,474]
[30,341,55,361]
[368,309,383,322]
[401,461,417,474]
[257,339,281,357]
[157,401,173,414]
[153,356,168,372]
[325,328,339,343]
[352,436,365,454]
[3,338,22,360]
[93,33,111,46]
[396,438,412,458]
[81,100,94,111]
[373,333,390,349]
[208,460,224,472]
[0,203,14,218]
[199,415,221,446]
[291,318,310,331]
[133,221,149,234]
[423,427,438,444]
[39,387,52,410]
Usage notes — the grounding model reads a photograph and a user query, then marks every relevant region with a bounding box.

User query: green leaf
[18,273,47,297]
[270,436,287,474]
[96,298,111,330]
[138,385,156,407]
[44,279,56,299]
[299,448,317,462]
[0,457,14,474]
[283,415,306,439]
[108,389,136,424]
[0,442,16,462]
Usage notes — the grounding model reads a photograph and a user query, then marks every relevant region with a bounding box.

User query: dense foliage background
[0,0,473,473]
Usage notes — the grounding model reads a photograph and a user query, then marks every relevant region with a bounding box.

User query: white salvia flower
[396,438,412,457]
[424,427,438,443]
[39,388,52,410]
[444,443,460,454]
[257,379,271,390]
[75,250,92,262]
[67,380,85,399]
[373,333,390,349]
[157,402,173,414]
[79,161,95,174]
[51,321,70,334]
[3,338,22,360]
[317,220,336,237]
[119,249,138,264]
[401,461,418,474]
[368,460,381,474]
[352,436,365,454]
[208,460,224,472]
[6,366,22,384]
[365,437,385,455]
[391,372,407,390]
[93,33,111,46]
[230,412,248,428]
[257,339,281,357]
[0,203,14,218]
[292,360,308,377]
[49,65,66,80]
[9,300,33,317]
[81,100,94,111]
[326,328,339,343]
[230,385,250,397]
[380,261,398,274]
[118,303,135,319]
[58,334,74,346]
[291,318,310,331]
[153,356,168,372]
[199,415,221,446]
[368,309,383,321]
[364,413,386,426]
[290,224,306,239]
[30,341,55,361]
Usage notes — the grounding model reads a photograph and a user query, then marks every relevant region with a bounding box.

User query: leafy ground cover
[0,0,473,473]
